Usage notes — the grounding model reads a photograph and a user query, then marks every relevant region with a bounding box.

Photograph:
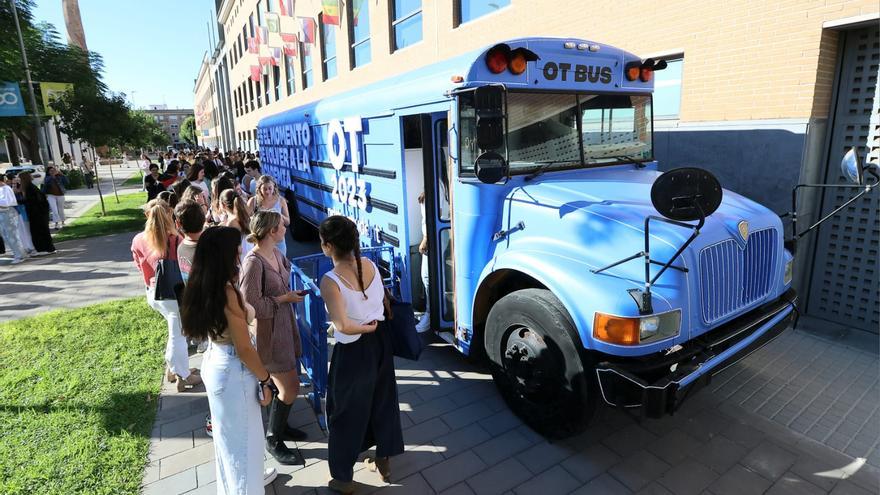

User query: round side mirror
[651,167,723,221]
[474,151,508,184]
[840,147,864,185]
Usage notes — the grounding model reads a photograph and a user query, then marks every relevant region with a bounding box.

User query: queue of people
[131,150,404,494]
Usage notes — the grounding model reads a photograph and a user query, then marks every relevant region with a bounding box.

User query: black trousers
[327,323,404,482]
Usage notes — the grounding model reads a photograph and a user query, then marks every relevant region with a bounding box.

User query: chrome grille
[699,228,777,324]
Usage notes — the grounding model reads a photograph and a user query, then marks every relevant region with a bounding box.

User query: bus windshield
[460,91,653,175]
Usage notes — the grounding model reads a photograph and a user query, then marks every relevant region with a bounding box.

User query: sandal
[327,478,355,494]
[365,456,391,482]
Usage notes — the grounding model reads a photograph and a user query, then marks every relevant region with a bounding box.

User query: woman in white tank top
[319,216,404,494]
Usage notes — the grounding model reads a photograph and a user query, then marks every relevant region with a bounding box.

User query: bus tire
[485,288,596,438]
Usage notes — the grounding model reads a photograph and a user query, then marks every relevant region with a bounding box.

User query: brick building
[144,106,196,150]
[196,0,879,334]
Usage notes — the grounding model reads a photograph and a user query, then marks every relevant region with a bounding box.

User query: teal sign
[0,82,26,117]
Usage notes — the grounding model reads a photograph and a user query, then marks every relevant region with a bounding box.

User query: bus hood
[502,167,785,338]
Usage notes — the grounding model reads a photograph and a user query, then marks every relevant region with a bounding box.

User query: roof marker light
[589,44,600,52]
[485,44,511,74]
[451,75,464,83]
[564,41,576,49]
[577,43,589,50]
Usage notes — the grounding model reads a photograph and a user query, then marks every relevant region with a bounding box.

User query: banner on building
[278,0,294,17]
[267,13,280,33]
[270,47,282,65]
[40,82,73,116]
[299,16,316,44]
[256,25,269,44]
[281,32,297,43]
[321,0,340,25]
[248,37,259,54]
[283,42,297,57]
[352,0,365,26]
[250,65,261,82]
[0,81,26,117]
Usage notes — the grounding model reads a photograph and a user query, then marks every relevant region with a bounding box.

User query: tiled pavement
[142,325,880,495]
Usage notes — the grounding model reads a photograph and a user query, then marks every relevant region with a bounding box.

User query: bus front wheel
[485,288,596,438]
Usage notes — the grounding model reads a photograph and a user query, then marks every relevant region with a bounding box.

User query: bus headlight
[593,310,681,346]
[784,258,794,285]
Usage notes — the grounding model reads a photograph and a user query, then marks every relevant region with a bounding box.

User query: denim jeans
[202,341,265,494]
[145,286,190,379]
[0,208,25,260]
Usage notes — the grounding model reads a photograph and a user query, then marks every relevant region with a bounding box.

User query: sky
[31,0,216,110]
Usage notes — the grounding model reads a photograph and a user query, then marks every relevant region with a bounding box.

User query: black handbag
[154,238,184,301]
[383,290,422,360]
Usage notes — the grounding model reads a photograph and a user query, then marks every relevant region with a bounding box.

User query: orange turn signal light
[593,313,640,345]
[625,62,641,81]
[509,52,527,75]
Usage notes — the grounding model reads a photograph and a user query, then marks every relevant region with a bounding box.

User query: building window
[263,73,271,104]
[273,64,281,101]
[653,57,683,119]
[241,26,247,55]
[256,80,262,108]
[319,13,337,80]
[454,0,510,26]
[169,115,178,121]
[284,55,295,96]
[249,13,254,37]
[256,0,263,26]
[348,0,371,68]
[234,90,239,116]
[248,79,255,111]
[391,0,421,52]
[301,42,313,89]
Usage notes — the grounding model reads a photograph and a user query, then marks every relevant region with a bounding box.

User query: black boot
[266,397,303,465]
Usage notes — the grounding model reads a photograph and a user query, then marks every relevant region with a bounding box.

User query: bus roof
[259,37,652,128]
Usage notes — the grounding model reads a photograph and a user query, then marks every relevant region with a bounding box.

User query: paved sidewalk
[143,326,880,495]
[0,162,145,321]
[0,231,144,321]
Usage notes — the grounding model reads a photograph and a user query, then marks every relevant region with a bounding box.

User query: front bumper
[595,288,798,418]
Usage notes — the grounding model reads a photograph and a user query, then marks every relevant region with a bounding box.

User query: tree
[1,2,109,164]
[179,116,197,145]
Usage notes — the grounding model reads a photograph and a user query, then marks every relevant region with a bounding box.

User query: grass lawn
[0,298,165,495]
[54,191,146,243]
[122,172,143,187]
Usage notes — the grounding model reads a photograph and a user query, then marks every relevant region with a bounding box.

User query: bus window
[507,92,580,167]
[580,94,652,163]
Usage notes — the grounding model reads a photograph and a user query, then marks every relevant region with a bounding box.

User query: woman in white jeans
[41,166,68,229]
[180,226,277,493]
[131,199,201,391]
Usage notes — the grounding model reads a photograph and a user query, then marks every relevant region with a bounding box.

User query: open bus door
[420,113,455,338]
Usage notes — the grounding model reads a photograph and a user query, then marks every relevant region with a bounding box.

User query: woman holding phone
[319,216,404,493]
[240,210,307,465]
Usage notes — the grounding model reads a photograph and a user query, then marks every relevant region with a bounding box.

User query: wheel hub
[502,326,557,399]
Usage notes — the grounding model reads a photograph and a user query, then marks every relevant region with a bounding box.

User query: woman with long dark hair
[180,226,276,493]
[17,172,55,254]
[319,216,404,493]
[186,162,211,200]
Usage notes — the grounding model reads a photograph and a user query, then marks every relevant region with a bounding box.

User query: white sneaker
[263,468,277,486]
[415,314,430,333]
[10,258,24,265]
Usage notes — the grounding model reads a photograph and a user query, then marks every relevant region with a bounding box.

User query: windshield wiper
[523,160,575,181]
[613,155,649,167]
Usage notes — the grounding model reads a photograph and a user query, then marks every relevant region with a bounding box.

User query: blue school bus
[258,37,799,437]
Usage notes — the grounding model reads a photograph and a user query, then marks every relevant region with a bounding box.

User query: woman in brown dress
[240,210,307,465]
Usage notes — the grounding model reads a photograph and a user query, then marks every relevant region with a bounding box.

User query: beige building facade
[197,0,879,332]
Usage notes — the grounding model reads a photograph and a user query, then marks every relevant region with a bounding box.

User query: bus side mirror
[840,147,864,185]
[474,86,505,150]
[475,151,508,184]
